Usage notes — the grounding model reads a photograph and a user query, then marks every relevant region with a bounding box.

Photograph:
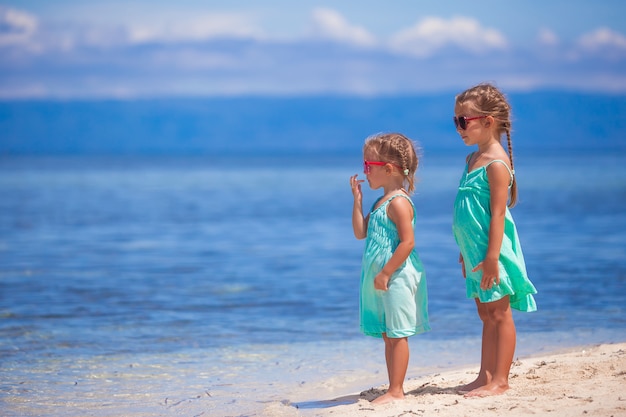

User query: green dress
[360,194,431,338]
[452,159,537,312]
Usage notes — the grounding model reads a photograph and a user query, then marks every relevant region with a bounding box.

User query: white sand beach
[277,342,626,417]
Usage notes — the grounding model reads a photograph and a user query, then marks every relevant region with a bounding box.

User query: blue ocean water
[0,152,625,416]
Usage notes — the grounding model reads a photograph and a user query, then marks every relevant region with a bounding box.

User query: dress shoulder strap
[485,159,515,187]
[386,193,416,221]
[372,193,415,215]
[387,193,414,205]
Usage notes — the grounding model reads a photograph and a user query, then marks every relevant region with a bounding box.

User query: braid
[399,141,414,193]
[506,129,518,207]
[399,141,408,172]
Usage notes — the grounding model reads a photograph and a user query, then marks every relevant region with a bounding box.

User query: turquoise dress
[360,194,431,338]
[452,158,537,312]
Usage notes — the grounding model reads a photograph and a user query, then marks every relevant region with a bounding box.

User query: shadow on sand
[293,393,361,409]
[406,381,465,396]
[293,382,466,410]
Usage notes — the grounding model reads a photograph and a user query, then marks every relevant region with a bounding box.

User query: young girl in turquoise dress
[452,83,537,397]
[350,133,430,405]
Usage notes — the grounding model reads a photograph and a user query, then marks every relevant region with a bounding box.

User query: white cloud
[127,13,264,44]
[578,27,626,51]
[389,16,507,57]
[2,8,626,97]
[537,28,559,46]
[0,8,264,51]
[309,8,377,47]
[0,6,38,46]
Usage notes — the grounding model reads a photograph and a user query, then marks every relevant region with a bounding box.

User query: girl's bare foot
[371,391,404,405]
[457,378,486,394]
[464,381,509,397]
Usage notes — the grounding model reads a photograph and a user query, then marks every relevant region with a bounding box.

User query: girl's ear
[484,115,495,128]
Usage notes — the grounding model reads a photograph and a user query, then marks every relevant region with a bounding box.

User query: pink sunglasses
[363,160,403,174]
[453,115,488,130]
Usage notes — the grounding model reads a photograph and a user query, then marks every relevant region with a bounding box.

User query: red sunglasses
[453,115,487,130]
[363,160,402,174]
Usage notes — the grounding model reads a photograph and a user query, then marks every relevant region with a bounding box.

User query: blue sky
[2,0,626,98]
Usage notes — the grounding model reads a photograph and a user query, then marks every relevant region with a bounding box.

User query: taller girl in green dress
[350,133,430,405]
[452,83,537,397]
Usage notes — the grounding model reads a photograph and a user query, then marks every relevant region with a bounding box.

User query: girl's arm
[374,196,415,290]
[350,174,368,239]
[472,162,510,289]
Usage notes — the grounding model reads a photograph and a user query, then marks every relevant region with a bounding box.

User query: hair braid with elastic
[505,129,517,206]
[401,139,417,193]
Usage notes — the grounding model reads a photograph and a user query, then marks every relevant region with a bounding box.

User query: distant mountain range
[1,91,624,155]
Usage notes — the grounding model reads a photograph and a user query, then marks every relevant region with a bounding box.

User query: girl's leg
[373,334,409,404]
[459,299,496,392]
[384,333,393,384]
[466,296,516,397]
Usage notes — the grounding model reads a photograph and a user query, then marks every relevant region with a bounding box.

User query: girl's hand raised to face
[350,174,364,200]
